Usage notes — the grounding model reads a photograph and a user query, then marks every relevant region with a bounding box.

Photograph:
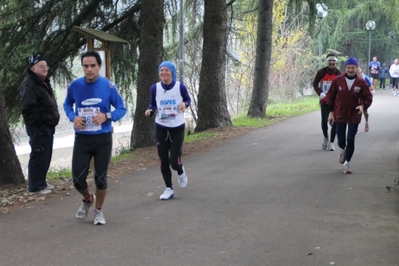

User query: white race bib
[77,107,101,132]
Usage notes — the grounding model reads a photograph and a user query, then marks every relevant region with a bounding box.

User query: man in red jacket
[326,57,373,174]
[312,53,342,151]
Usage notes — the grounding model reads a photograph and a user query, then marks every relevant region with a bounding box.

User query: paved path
[1,89,399,266]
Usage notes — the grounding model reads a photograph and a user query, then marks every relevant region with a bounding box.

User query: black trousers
[379,78,386,88]
[335,123,358,162]
[26,124,55,192]
[392,77,399,89]
[320,103,336,142]
[156,125,185,188]
[72,132,112,191]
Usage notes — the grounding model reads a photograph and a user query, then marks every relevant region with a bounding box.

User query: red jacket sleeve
[312,69,324,96]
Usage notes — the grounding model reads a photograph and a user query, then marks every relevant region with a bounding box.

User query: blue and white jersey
[155,81,185,128]
[369,61,380,75]
[63,76,126,135]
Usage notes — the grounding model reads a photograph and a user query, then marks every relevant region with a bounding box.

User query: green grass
[47,168,71,179]
[185,95,319,142]
[185,132,221,143]
[112,145,133,162]
[266,96,319,117]
[111,150,135,163]
[233,95,319,127]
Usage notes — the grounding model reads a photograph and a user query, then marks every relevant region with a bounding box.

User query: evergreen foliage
[0,0,142,124]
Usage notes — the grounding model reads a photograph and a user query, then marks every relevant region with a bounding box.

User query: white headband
[326,56,338,62]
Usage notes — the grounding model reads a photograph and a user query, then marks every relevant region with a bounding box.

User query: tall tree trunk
[195,0,232,132]
[131,0,164,149]
[0,85,25,185]
[247,0,273,118]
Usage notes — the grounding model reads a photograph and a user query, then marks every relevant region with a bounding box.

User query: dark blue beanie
[345,56,359,67]
[158,61,176,81]
[29,53,45,67]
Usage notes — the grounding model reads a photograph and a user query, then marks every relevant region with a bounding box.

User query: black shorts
[370,73,379,79]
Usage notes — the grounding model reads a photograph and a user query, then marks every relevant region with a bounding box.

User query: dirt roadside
[0,126,255,214]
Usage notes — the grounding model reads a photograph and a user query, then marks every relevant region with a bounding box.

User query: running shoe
[343,162,352,174]
[93,209,106,225]
[160,187,174,200]
[29,188,52,195]
[338,149,346,164]
[46,184,54,190]
[178,167,188,188]
[327,142,335,151]
[76,194,95,219]
[322,137,328,150]
[365,122,369,132]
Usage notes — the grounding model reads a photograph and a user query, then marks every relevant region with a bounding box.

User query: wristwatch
[106,112,112,120]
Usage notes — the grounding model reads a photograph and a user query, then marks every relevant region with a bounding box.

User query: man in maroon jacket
[312,53,342,151]
[326,57,373,174]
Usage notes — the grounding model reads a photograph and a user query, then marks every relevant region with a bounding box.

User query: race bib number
[158,106,178,123]
[77,107,101,132]
[371,69,379,74]
[322,80,332,93]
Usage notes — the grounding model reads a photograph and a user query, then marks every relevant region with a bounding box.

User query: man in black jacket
[19,54,60,194]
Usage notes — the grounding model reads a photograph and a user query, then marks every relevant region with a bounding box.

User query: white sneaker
[328,142,335,151]
[178,167,188,188]
[39,189,52,195]
[46,184,54,190]
[160,187,174,200]
[343,162,352,174]
[76,194,95,219]
[93,209,106,225]
[28,188,52,195]
[322,138,328,150]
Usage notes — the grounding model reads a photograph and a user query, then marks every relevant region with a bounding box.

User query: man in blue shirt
[357,67,372,132]
[64,51,126,225]
[369,56,380,89]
